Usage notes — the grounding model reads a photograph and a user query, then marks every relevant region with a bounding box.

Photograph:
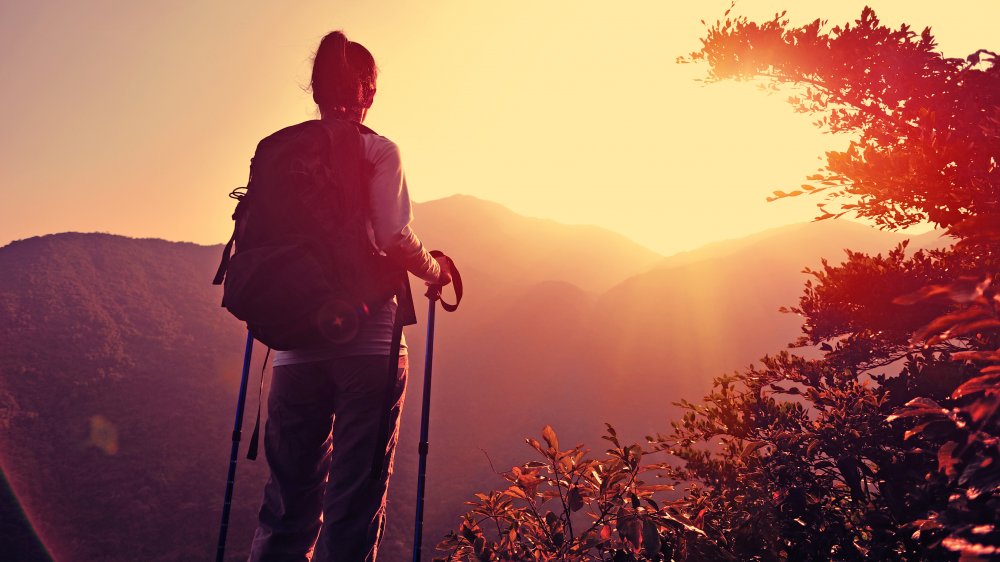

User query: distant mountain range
[0,196,942,561]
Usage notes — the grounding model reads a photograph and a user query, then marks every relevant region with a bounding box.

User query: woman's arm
[364,134,447,285]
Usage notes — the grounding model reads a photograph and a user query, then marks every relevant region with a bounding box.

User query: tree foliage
[443,8,999,561]
[689,6,1000,232]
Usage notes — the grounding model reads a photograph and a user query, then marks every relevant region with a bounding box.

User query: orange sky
[1,1,996,255]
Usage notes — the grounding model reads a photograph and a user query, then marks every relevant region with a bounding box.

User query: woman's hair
[311,31,377,117]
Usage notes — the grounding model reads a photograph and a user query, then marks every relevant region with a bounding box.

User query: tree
[680,7,1000,558]
[689,6,1000,232]
[442,9,999,560]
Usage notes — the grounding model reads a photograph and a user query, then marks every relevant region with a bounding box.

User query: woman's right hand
[430,255,452,286]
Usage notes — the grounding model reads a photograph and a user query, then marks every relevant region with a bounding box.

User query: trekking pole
[412,252,463,562]
[216,330,254,562]
[412,283,439,562]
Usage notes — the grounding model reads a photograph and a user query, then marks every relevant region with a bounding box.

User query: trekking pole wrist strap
[428,250,462,312]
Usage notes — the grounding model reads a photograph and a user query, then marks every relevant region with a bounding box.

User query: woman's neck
[321,107,366,123]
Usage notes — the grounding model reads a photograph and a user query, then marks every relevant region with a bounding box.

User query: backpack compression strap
[212,233,235,286]
[212,183,251,287]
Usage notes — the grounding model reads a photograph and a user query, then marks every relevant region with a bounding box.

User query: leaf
[904,422,931,441]
[504,486,528,500]
[461,522,480,542]
[947,319,1000,338]
[605,423,618,439]
[911,307,989,344]
[910,518,944,540]
[893,284,952,305]
[568,487,584,512]
[938,441,960,478]
[473,536,486,557]
[806,439,821,456]
[559,453,575,472]
[639,484,676,492]
[740,441,766,459]
[966,393,1000,423]
[542,425,559,452]
[908,397,946,409]
[628,444,643,463]
[663,509,707,536]
[589,469,603,486]
[642,519,662,556]
[539,490,561,501]
[951,373,1000,399]
[951,349,1000,362]
[887,397,948,422]
[619,517,642,547]
[836,456,864,500]
[957,454,995,488]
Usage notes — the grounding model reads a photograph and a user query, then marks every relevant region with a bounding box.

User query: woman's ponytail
[311,30,377,118]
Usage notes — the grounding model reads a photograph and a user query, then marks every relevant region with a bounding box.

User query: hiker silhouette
[238,30,452,562]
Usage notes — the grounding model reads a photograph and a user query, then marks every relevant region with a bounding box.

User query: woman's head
[311,31,377,121]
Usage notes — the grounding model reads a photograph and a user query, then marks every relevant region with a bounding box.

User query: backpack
[212,119,415,351]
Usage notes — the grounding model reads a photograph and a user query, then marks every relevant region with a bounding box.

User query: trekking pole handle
[424,283,442,302]
[427,250,462,311]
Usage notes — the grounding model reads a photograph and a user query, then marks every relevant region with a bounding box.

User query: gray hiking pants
[247,354,408,562]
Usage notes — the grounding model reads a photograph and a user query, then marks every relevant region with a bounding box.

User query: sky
[1,1,998,256]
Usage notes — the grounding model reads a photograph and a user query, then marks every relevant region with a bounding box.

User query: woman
[247,30,451,562]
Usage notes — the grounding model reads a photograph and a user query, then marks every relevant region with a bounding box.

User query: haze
[1,0,995,254]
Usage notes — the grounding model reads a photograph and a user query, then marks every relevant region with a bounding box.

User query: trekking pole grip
[427,250,462,311]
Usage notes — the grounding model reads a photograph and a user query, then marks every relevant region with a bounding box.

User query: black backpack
[212,119,415,351]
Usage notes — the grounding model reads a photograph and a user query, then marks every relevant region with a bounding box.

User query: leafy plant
[435,425,729,562]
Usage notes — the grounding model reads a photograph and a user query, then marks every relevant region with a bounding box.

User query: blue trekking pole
[216,330,254,562]
[412,252,462,562]
[412,285,440,562]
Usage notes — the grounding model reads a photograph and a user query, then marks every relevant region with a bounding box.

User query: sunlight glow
[0,1,996,255]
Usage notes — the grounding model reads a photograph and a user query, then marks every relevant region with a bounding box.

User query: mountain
[0,199,916,561]
[0,233,256,562]
[588,219,911,440]
[908,228,952,252]
[656,219,907,270]
[411,195,665,295]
